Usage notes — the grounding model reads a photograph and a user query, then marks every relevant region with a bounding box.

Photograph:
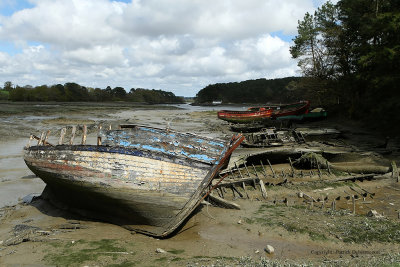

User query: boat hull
[277,110,327,122]
[217,109,273,124]
[24,145,218,237]
[271,101,310,118]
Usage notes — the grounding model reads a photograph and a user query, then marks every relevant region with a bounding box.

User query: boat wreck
[217,106,273,124]
[23,125,243,237]
[217,101,310,124]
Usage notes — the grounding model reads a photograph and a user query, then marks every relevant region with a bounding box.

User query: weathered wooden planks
[24,125,244,237]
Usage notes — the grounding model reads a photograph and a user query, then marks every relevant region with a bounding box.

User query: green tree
[4,81,13,91]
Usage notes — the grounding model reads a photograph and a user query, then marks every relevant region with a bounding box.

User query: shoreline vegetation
[0,82,185,104]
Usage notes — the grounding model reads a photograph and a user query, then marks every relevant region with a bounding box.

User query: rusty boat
[217,101,310,124]
[217,106,273,124]
[23,125,243,237]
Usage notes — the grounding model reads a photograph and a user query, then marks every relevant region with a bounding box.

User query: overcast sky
[0,0,334,96]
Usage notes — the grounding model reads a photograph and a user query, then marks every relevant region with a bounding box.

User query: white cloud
[0,0,325,96]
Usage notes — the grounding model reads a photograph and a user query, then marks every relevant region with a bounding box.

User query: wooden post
[352,196,356,215]
[38,132,45,146]
[216,188,223,198]
[81,125,87,145]
[97,125,102,146]
[251,164,258,188]
[288,157,295,177]
[230,186,236,198]
[251,164,260,178]
[44,130,51,145]
[231,185,243,198]
[391,161,399,182]
[260,160,268,177]
[243,162,251,177]
[27,135,33,148]
[331,200,336,211]
[242,182,249,199]
[69,126,76,145]
[235,163,244,179]
[59,128,66,145]
[315,155,322,178]
[267,159,276,178]
[109,124,112,130]
[259,180,267,199]
[326,160,332,175]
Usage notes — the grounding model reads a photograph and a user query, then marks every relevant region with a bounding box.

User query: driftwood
[207,194,241,210]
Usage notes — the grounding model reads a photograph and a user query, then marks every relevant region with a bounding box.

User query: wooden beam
[59,128,66,145]
[69,126,76,145]
[81,125,87,145]
[208,194,240,210]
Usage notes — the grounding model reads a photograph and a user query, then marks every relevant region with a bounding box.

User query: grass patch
[154,257,168,262]
[44,239,129,267]
[245,203,400,244]
[107,261,137,267]
[171,257,184,262]
[339,219,400,243]
[167,249,185,255]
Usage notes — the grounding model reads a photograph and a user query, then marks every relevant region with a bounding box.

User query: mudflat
[0,101,400,266]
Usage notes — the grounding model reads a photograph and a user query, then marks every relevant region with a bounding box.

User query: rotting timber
[23,124,244,237]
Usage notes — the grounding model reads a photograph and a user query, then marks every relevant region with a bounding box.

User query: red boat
[217,101,310,124]
[271,100,310,118]
[217,106,273,124]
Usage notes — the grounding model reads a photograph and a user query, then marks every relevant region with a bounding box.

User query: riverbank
[0,102,399,266]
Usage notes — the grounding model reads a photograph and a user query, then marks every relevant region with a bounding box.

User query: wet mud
[0,102,400,266]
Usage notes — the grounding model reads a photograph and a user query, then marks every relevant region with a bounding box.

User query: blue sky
[0,0,34,16]
[0,0,331,96]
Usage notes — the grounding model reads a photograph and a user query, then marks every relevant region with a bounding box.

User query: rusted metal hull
[24,126,243,237]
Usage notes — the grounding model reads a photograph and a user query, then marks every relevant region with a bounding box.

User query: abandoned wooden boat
[241,128,305,148]
[217,106,273,123]
[271,100,310,119]
[23,125,243,237]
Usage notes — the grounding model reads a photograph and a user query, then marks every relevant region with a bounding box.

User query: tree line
[0,82,184,104]
[195,77,302,104]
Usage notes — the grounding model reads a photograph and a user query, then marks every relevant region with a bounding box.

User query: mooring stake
[260,160,268,177]
[267,159,276,178]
